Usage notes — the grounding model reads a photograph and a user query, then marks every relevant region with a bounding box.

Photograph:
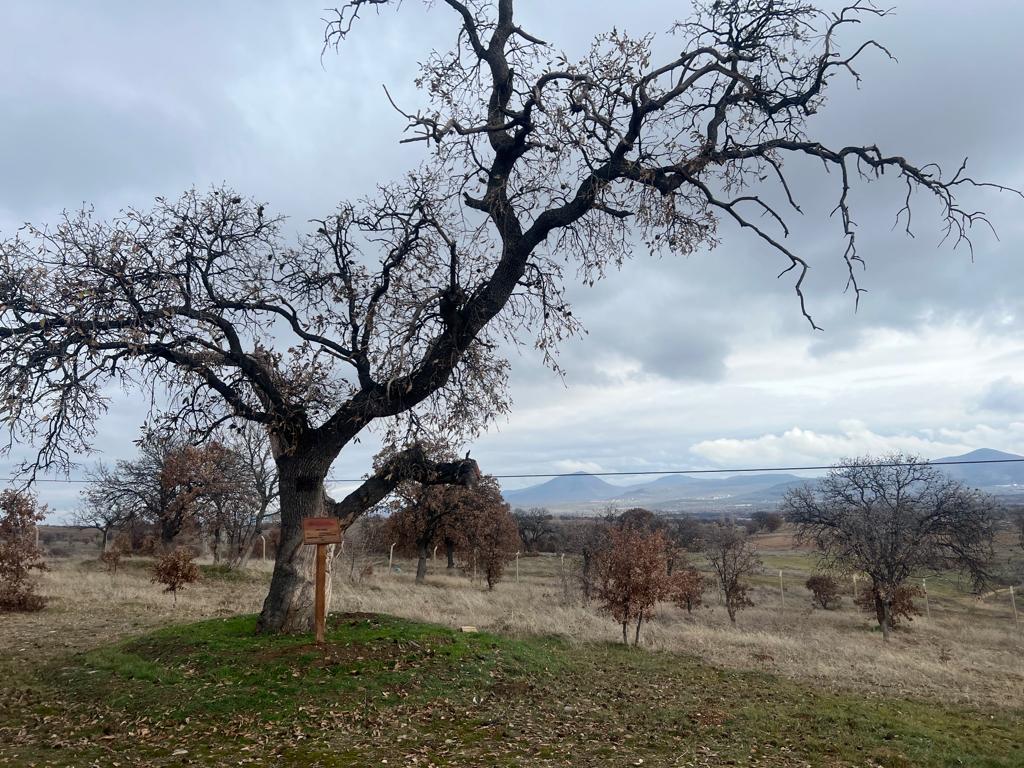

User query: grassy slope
[1,613,1021,768]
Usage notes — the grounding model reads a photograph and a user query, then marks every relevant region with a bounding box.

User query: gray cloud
[2,1,1023,515]
[978,377,1024,415]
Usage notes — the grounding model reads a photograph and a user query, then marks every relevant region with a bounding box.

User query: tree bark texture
[256,452,334,634]
[257,445,479,634]
[446,538,456,570]
[416,541,429,584]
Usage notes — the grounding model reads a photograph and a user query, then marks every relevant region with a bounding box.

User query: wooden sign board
[302,517,342,545]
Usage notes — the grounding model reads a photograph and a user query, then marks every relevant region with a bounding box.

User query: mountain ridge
[500,448,1024,511]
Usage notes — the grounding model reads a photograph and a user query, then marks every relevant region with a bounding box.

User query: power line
[479,458,1024,481]
[6,457,1024,485]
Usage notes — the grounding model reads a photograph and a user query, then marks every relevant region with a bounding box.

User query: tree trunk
[879,595,892,642]
[581,552,593,601]
[159,514,180,546]
[726,601,737,624]
[445,538,455,569]
[416,541,429,584]
[236,541,251,570]
[634,611,644,646]
[256,452,334,634]
[621,621,628,645]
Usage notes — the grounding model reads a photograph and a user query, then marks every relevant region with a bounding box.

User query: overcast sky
[2,1,1023,518]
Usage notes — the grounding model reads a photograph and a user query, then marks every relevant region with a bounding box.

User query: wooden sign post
[302,518,343,644]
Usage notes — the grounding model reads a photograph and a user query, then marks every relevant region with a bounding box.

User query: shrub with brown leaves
[0,489,48,612]
[671,567,708,614]
[854,582,923,630]
[805,574,842,609]
[594,527,671,645]
[99,546,124,575]
[152,549,200,603]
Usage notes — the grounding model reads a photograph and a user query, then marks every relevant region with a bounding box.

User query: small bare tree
[0,490,48,612]
[704,525,760,624]
[783,454,996,640]
[194,425,279,568]
[514,508,555,553]
[152,549,200,604]
[563,516,612,601]
[79,433,231,548]
[1012,508,1024,552]
[749,511,784,534]
[594,527,671,645]
[224,423,279,568]
[74,470,134,552]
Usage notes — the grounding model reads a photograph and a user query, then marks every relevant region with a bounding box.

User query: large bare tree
[782,454,997,640]
[0,0,1016,633]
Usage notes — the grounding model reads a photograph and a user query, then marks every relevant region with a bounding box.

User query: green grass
[1,612,1021,767]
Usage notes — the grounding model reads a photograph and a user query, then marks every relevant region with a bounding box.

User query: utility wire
[6,457,1024,485]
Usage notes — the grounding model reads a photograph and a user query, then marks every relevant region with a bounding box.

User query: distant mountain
[503,472,619,506]
[933,448,1024,488]
[503,471,806,509]
[732,479,810,504]
[501,450,1024,512]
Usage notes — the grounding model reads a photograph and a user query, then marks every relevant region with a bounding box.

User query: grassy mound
[2,613,1021,766]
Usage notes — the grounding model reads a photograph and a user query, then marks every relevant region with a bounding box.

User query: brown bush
[854,582,923,630]
[805,574,842,609]
[594,527,671,645]
[136,535,159,556]
[99,546,124,575]
[671,567,708,613]
[0,490,48,612]
[152,549,200,603]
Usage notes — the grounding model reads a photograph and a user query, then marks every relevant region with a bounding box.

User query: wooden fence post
[389,542,396,575]
[515,551,520,584]
[779,570,785,615]
[314,543,327,644]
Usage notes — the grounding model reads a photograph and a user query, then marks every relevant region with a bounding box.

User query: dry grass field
[1,529,1022,766]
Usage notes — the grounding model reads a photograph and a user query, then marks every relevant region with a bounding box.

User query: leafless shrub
[704,525,760,624]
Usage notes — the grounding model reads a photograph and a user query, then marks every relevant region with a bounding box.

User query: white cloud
[689,421,1024,468]
[552,460,605,475]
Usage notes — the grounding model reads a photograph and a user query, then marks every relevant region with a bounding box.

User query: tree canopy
[782,454,997,639]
